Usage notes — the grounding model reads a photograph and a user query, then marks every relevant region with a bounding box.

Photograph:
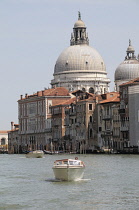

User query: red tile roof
[119,77,139,87]
[19,87,70,100]
[0,130,9,134]
[51,97,76,107]
[100,93,120,104]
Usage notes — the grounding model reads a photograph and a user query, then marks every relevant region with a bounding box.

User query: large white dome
[51,13,110,94]
[54,45,106,74]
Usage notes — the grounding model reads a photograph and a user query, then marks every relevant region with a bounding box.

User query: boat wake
[45,178,91,182]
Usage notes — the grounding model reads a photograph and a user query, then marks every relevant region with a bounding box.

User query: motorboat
[43,150,59,155]
[52,157,85,181]
[25,150,44,158]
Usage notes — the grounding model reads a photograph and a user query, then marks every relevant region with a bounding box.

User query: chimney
[37,91,42,96]
[25,93,28,98]
[11,121,14,130]
[42,90,45,96]
[20,95,23,100]
[96,96,98,103]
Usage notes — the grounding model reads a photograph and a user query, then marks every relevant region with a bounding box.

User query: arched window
[89,87,94,94]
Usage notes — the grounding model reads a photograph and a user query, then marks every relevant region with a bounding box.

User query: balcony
[120,126,129,132]
[102,115,111,120]
[119,109,125,114]
[69,112,76,116]
[101,130,112,136]
[45,128,52,133]
[53,138,58,142]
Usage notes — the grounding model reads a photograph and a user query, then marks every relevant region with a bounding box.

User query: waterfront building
[64,91,102,153]
[18,87,71,153]
[119,77,139,153]
[8,122,19,154]
[0,130,9,153]
[51,97,76,152]
[51,12,110,93]
[115,40,139,91]
[98,92,120,152]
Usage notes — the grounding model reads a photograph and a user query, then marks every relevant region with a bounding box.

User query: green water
[0,154,139,210]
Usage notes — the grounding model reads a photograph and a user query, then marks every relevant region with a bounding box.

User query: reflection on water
[0,154,139,210]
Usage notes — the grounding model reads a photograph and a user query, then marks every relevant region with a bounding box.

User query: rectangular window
[89,104,92,110]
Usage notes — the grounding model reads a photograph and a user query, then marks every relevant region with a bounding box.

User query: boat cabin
[53,159,84,166]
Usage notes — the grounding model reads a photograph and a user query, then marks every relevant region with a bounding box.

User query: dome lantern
[70,12,89,46]
[125,39,136,60]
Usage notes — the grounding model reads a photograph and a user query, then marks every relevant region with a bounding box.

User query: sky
[0,0,139,130]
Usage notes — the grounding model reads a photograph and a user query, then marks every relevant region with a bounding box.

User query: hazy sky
[1,0,139,130]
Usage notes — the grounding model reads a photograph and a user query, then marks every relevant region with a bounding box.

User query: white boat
[52,158,85,181]
[25,150,44,158]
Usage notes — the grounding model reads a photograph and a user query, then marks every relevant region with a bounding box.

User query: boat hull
[26,150,44,158]
[53,167,84,181]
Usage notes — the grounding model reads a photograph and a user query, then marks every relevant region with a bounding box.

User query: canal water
[0,154,139,210]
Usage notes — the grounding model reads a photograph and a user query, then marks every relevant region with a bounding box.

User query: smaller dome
[126,39,134,52]
[115,40,139,82]
[74,19,85,28]
[115,60,139,81]
[127,45,134,52]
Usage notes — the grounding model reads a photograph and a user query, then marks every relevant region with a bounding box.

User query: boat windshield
[69,161,80,165]
[54,160,82,166]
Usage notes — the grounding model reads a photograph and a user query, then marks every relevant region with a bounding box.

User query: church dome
[115,40,139,82]
[115,60,139,81]
[51,12,110,94]
[54,45,106,74]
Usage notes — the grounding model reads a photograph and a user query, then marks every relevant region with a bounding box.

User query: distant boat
[43,150,59,155]
[25,150,44,158]
[52,157,85,181]
[43,150,53,155]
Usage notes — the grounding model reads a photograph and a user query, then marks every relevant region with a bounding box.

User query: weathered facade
[119,77,139,153]
[51,97,76,152]
[0,130,9,153]
[98,92,120,152]
[17,87,71,153]
[64,91,102,153]
[8,122,19,154]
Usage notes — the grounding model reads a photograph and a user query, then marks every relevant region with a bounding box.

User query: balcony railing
[120,126,129,131]
[102,115,112,120]
[45,128,52,133]
[119,109,125,114]
[101,130,112,136]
